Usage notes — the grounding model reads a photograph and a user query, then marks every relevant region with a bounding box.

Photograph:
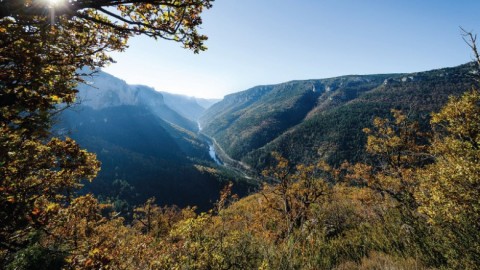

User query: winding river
[197,121,255,180]
[198,121,222,165]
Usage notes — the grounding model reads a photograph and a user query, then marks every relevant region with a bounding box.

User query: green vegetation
[1,0,479,268]
[58,103,253,211]
[200,81,324,160]
[202,65,476,172]
[4,89,479,269]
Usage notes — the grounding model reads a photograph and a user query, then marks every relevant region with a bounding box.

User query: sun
[44,0,64,23]
[47,0,61,7]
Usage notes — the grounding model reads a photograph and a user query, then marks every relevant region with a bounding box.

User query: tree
[350,90,480,268]
[261,152,330,238]
[353,109,430,209]
[1,0,213,137]
[416,89,480,268]
[410,30,480,268]
[0,0,213,264]
[345,110,444,265]
[0,0,212,52]
[0,136,100,255]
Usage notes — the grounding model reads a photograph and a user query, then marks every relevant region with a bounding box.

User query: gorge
[57,62,478,211]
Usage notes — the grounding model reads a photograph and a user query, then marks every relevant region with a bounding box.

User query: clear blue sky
[103,0,480,99]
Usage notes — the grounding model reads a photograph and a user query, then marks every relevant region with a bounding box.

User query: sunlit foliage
[416,88,480,268]
[0,0,212,266]
[3,88,479,269]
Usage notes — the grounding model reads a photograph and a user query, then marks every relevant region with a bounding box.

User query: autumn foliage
[4,87,480,268]
[1,0,480,269]
[2,89,479,269]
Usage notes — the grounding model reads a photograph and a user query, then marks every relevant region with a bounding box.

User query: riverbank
[198,132,258,181]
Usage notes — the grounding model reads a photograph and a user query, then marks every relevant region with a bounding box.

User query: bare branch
[461,27,480,75]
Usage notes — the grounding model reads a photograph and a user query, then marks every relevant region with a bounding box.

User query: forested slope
[56,72,254,211]
[201,63,477,171]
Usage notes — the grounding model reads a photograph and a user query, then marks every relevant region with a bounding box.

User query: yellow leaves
[46,202,60,212]
[407,88,480,267]
[51,95,61,103]
[391,109,407,125]
[0,130,101,249]
[346,163,373,184]
[89,248,101,256]
[416,89,480,227]
[258,260,270,270]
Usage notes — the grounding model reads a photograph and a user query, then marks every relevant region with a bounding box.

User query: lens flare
[48,0,61,7]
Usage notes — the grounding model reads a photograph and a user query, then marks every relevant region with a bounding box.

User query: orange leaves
[31,208,41,216]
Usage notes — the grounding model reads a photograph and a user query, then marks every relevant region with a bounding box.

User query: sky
[103,0,480,99]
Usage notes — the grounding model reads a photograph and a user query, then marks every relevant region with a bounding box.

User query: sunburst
[44,0,63,24]
[47,0,61,7]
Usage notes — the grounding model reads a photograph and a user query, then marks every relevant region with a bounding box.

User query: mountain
[77,72,197,131]
[200,63,478,171]
[199,74,393,163]
[57,71,252,211]
[159,91,209,122]
[195,97,221,109]
[59,64,477,209]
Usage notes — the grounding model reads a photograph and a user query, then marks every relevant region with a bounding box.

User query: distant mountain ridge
[77,71,217,129]
[159,91,219,121]
[200,63,478,171]
[195,97,221,109]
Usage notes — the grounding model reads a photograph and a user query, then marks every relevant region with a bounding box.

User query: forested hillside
[202,64,477,171]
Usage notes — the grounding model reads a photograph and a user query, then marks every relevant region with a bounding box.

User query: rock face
[77,71,219,122]
[77,71,197,131]
[77,71,139,109]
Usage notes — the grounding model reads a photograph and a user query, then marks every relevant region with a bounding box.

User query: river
[198,121,222,165]
[208,144,222,165]
[198,121,255,180]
